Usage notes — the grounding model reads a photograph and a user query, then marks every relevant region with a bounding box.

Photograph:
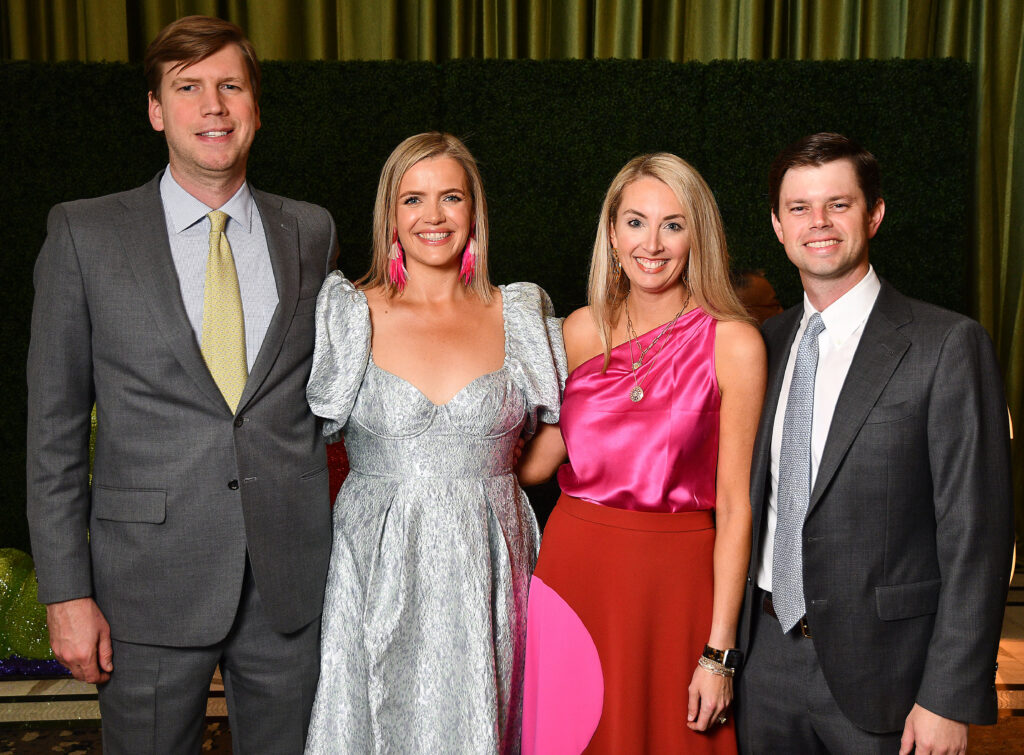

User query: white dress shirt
[756,267,882,592]
[160,168,278,372]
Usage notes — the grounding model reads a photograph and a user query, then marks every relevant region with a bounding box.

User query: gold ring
[718,715,727,725]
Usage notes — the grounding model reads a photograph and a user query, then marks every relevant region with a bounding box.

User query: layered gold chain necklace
[624,290,691,403]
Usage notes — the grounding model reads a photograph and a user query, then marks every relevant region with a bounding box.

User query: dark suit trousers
[96,561,321,754]
[736,589,902,754]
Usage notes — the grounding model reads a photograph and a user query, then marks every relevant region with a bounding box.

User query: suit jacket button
[234,416,244,428]
[228,479,239,490]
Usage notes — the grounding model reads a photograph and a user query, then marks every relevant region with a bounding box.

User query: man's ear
[867,198,885,239]
[148,92,165,133]
[771,210,784,244]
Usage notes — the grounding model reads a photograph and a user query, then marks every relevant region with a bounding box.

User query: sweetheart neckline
[361,283,512,407]
[367,358,510,408]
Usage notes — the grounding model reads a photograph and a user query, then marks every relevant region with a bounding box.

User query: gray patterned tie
[772,312,826,632]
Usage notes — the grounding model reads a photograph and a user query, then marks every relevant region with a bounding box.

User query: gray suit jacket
[27,172,338,646]
[740,280,1013,732]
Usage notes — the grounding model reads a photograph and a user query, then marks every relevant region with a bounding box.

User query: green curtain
[4,0,1023,531]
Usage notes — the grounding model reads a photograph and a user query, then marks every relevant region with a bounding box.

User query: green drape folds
[4,0,1023,530]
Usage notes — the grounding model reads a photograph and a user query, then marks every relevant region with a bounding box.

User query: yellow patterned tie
[201,210,247,412]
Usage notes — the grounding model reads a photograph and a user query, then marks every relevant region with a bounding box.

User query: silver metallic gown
[304,274,566,754]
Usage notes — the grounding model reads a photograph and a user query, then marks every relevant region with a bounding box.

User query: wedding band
[718,715,727,725]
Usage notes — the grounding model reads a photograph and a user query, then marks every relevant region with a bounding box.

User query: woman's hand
[511,436,525,465]
[686,664,732,731]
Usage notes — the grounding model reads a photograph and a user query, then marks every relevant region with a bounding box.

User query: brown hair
[144,16,260,102]
[360,132,493,302]
[730,268,768,292]
[588,153,751,368]
[768,132,881,216]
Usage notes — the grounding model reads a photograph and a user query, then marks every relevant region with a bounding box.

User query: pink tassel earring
[387,229,408,292]
[460,227,477,286]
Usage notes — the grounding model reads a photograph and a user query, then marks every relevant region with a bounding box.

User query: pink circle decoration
[522,576,603,754]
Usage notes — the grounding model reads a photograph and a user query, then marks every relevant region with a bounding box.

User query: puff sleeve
[502,282,568,437]
[306,272,371,438]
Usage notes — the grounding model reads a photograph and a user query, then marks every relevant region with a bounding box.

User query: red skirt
[523,493,737,754]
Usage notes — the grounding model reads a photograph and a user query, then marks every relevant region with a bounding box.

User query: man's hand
[46,597,113,683]
[900,703,967,755]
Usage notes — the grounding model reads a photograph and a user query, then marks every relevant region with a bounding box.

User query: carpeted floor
[968,712,1024,754]
[0,720,232,753]
[1,716,1021,753]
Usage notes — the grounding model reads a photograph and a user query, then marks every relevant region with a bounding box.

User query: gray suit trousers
[736,590,902,754]
[97,561,320,755]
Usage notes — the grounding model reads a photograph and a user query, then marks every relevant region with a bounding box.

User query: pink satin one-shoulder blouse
[556,308,720,513]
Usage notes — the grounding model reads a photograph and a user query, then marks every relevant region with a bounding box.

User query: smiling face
[395,156,473,273]
[148,44,260,196]
[609,176,691,297]
[771,159,884,305]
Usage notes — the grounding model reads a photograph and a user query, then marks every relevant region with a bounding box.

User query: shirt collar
[159,167,254,234]
[801,266,881,347]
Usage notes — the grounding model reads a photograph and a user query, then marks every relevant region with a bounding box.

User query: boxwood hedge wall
[1,58,971,552]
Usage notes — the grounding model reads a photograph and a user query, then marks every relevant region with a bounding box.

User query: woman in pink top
[518,153,766,753]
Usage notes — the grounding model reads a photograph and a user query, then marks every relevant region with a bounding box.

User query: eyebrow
[170,75,246,85]
[785,194,856,205]
[622,208,685,220]
[398,187,466,197]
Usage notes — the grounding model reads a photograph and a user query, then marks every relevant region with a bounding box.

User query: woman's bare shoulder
[714,319,767,391]
[563,307,605,372]
[714,319,765,359]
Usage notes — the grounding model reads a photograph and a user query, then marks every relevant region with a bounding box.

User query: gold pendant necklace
[627,309,665,368]
[624,291,691,403]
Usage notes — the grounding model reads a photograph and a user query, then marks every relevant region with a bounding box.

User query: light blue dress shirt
[160,168,278,372]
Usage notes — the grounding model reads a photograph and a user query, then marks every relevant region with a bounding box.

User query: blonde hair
[359,132,492,301]
[588,153,751,367]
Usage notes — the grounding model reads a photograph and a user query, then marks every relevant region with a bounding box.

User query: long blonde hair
[588,153,751,367]
[358,132,492,301]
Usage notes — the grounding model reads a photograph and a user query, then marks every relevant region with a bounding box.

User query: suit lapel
[116,175,226,409]
[808,282,912,510]
[750,306,802,551]
[237,189,299,410]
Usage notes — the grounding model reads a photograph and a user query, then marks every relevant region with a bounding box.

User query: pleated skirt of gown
[305,472,539,754]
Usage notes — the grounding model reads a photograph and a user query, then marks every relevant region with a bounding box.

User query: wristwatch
[702,644,743,671]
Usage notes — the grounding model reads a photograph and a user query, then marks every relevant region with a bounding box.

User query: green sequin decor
[0,548,54,660]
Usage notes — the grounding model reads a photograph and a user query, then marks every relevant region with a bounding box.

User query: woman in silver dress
[304,132,566,753]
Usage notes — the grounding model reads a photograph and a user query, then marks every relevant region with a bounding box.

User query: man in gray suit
[26,16,336,752]
[736,133,1013,754]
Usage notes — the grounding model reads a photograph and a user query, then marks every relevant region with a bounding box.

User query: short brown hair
[144,16,260,102]
[768,132,881,216]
